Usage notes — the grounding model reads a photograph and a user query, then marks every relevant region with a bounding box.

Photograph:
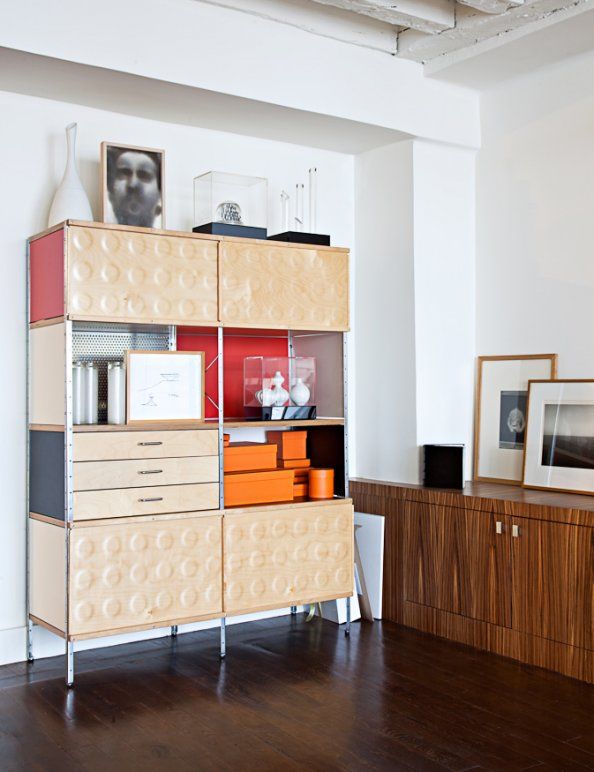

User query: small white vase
[256,388,275,407]
[271,371,289,407]
[48,123,93,227]
[290,378,310,407]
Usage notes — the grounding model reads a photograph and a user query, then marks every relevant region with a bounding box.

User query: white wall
[477,55,594,377]
[0,89,355,665]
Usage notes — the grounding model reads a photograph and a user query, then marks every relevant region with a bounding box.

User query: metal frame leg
[220,618,226,659]
[290,606,297,616]
[170,625,178,637]
[66,641,74,688]
[345,596,351,637]
[27,619,34,662]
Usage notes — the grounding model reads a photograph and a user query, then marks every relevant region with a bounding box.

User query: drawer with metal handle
[73,483,219,521]
[73,456,219,491]
[73,429,218,462]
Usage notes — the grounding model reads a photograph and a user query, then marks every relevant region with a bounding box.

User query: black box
[243,405,317,421]
[193,223,267,240]
[267,231,331,246]
[423,444,464,489]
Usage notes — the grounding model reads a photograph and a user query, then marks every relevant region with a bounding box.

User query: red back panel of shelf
[29,229,64,323]
[177,329,288,419]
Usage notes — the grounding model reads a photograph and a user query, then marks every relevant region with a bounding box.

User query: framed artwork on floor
[126,350,205,425]
[474,354,557,484]
[523,379,594,495]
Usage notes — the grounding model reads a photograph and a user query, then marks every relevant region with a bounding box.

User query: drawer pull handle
[138,497,164,503]
[138,469,163,475]
[495,521,504,535]
[512,524,521,538]
[138,441,163,446]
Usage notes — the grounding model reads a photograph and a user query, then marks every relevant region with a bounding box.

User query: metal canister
[107,361,126,425]
[72,361,85,425]
[82,361,99,425]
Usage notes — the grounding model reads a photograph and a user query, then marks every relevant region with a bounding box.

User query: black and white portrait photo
[498,390,527,450]
[101,142,164,228]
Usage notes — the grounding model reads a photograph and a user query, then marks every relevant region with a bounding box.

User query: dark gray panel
[29,431,65,520]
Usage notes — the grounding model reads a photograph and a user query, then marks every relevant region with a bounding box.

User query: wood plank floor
[0,618,593,771]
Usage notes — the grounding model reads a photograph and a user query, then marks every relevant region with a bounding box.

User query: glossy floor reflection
[1,617,593,770]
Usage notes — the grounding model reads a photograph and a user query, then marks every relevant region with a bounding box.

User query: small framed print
[474,354,557,484]
[523,380,594,495]
[100,142,165,228]
[126,351,205,425]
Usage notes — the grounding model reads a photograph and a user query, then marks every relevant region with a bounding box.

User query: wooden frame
[474,354,557,485]
[522,379,594,496]
[125,350,206,425]
[100,142,165,228]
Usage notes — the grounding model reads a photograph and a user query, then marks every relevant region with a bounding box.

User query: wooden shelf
[72,421,218,433]
[224,418,344,429]
[224,496,350,514]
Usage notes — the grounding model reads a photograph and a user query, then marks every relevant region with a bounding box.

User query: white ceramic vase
[271,371,289,407]
[48,123,93,227]
[255,388,275,407]
[290,377,310,406]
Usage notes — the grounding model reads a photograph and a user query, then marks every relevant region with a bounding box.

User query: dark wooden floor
[1,618,593,771]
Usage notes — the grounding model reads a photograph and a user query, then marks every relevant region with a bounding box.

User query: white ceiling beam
[457,0,524,13]
[310,0,456,34]
[398,0,593,61]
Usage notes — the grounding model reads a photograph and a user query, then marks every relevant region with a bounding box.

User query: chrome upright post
[345,596,351,637]
[220,617,226,659]
[171,625,178,637]
[66,640,74,687]
[26,619,34,662]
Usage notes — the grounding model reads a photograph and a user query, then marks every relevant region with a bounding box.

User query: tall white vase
[48,123,93,227]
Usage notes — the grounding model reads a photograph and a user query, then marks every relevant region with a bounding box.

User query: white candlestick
[309,167,317,233]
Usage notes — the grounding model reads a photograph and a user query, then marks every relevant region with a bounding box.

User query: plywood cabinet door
[67,225,218,325]
[511,518,594,651]
[403,502,512,627]
[224,502,353,615]
[219,242,349,331]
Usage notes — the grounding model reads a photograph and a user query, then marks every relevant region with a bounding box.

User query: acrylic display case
[244,356,316,416]
[193,171,268,239]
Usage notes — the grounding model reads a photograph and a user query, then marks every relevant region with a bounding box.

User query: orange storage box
[224,442,277,473]
[309,468,334,499]
[267,430,307,460]
[293,482,309,498]
[278,458,310,469]
[224,469,295,507]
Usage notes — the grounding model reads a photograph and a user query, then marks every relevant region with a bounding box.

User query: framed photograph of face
[523,380,594,495]
[474,354,557,484]
[101,142,165,229]
[126,350,205,425]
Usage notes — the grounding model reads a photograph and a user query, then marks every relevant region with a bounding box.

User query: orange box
[267,430,307,460]
[224,442,277,473]
[293,482,309,498]
[293,468,310,481]
[223,433,230,447]
[279,458,310,469]
[309,468,334,499]
[224,469,295,507]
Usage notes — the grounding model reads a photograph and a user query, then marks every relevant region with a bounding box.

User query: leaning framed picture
[126,350,205,425]
[523,380,594,495]
[474,354,557,484]
[100,142,165,228]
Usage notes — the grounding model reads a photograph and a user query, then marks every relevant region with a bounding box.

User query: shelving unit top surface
[29,418,344,433]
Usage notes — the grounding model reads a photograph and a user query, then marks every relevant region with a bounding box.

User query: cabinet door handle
[512,524,521,538]
[495,521,504,535]
[138,496,164,503]
[138,441,163,446]
[138,469,163,475]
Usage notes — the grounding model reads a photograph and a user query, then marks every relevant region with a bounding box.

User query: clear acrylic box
[194,171,268,231]
[244,356,316,408]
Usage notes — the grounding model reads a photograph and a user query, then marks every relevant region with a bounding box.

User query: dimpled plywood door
[67,225,218,325]
[219,242,349,331]
[69,515,222,637]
[224,501,353,615]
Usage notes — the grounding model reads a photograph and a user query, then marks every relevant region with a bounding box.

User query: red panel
[29,229,64,323]
[177,330,288,419]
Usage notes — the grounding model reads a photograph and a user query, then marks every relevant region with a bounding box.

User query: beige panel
[68,514,223,636]
[224,501,354,614]
[67,225,218,324]
[73,429,218,461]
[73,456,218,491]
[30,518,66,632]
[219,242,349,331]
[73,483,219,521]
[30,322,65,426]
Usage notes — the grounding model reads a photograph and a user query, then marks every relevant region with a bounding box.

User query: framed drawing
[100,142,165,228]
[126,351,205,424]
[474,354,557,484]
[523,380,594,495]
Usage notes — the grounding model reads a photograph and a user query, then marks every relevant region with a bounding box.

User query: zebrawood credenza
[351,478,594,684]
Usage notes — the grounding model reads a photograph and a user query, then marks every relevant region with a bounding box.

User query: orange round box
[308,468,334,499]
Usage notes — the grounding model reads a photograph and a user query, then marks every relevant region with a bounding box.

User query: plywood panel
[29,227,64,323]
[74,456,218,491]
[73,483,219,520]
[30,322,64,426]
[224,501,353,614]
[67,225,218,324]
[30,518,66,632]
[68,514,222,635]
[219,242,349,331]
[73,429,218,461]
